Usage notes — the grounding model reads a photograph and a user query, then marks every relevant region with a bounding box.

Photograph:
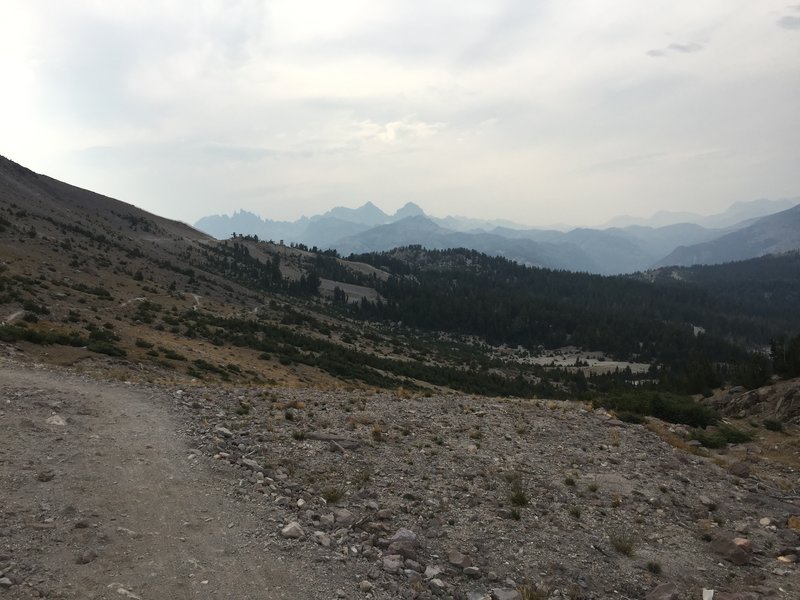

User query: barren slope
[0,360,350,599]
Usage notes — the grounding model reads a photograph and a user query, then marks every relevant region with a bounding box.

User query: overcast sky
[1,1,798,227]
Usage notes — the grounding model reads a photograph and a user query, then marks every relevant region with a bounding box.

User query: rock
[388,539,418,560]
[491,589,520,600]
[45,415,66,426]
[76,549,97,564]
[280,521,304,539]
[710,536,750,565]
[405,559,423,572]
[0,577,12,588]
[759,517,772,527]
[320,513,336,527]
[732,537,751,551]
[699,495,716,509]
[425,565,444,580]
[389,528,417,543]
[214,425,233,438]
[464,566,481,578]
[646,583,679,600]
[728,462,750,478]
[37,471,55,482]
[333,508,355,526]
[241,458,261,471]
[313,531,332,547]
[429,579,446,592]
[383,554,404,574]
[359,580,374,593]
[386,527,419,558]
[448,550,472,568]
[468,594,491,600]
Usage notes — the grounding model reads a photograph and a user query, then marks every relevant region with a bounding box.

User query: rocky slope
[4,353,796,600]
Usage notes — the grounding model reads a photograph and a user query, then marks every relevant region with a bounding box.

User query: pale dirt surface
[0,360,348,599]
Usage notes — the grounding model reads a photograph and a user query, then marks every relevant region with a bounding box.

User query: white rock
[280,521,304,539]
[424,565,443,580]
[214,426,233,438]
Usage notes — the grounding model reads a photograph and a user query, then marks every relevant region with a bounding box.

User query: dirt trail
[0,362,336,599]
[3,310,22,324]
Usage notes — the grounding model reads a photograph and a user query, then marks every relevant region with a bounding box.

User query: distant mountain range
[655,204,800,267]
[600,198,799,229]
[195,198,800,274]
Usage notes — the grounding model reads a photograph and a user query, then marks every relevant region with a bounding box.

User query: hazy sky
[1,1,799,227]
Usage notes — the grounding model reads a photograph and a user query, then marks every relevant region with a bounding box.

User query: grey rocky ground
[1,356,798,599]
[0,360,350,599]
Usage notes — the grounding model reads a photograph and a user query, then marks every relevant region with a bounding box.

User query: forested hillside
[330,247,799,355]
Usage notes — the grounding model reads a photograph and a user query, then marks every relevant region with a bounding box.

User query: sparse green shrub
[321,486,344,504]
[509,485,529,507]
[691,424,753,448]
[87,341,126,357]
[763,419,784,432]
[292,430,306,441]
[594,391,718,428]
[617,411,645,424]
[22,300,49,315]
[163,349,186,361]
[646,561,662,574]
[609,531,635,556]
[135,338,154,348]
[517,582,549,600]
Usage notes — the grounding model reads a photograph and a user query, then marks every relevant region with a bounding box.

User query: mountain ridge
[195,198,798,274]
[656,204,800,267]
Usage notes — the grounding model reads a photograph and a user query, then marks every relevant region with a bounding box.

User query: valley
[1,155,799,600]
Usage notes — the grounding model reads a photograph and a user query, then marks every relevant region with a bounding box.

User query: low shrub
[594,391,718,428]
[763,419,784,432]
[691,424,753,448]
[87,341,126,357]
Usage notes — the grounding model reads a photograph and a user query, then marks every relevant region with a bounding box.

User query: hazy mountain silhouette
[195,198,798,274]
[656,204,800,267]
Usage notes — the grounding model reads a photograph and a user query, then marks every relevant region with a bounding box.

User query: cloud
[647,41,704,58]
[1,1,798,227]
[777,15,800,29]
[354,117,445,145]
[667,42,704,53]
